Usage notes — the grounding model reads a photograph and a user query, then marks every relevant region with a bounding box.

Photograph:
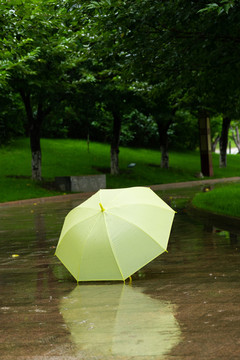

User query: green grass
[0,137,240,203]
[192,183,240,218]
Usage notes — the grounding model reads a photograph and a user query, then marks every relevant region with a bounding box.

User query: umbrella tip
[99,203,105,212]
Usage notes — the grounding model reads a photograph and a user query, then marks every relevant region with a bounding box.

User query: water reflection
[187,206,240,249]
[1,193,240,359]
[0,202,76,357]
[60,284,181,358]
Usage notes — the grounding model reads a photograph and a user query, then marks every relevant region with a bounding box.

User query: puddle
[60,284,181,359]
[0,191,240,359]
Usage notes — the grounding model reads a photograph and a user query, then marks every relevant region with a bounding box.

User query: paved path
[1,190,240,359]
[149,176,240,191]
[1,176,240,207]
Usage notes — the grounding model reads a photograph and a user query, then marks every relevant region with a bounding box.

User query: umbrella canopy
[55,186,175,281]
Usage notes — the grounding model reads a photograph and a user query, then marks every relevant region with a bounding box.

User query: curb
[0,177,240,208]
[149,176,240,191]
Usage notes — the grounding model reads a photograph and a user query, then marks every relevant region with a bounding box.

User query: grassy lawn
[0,137,240,205]
[192,183,240,218]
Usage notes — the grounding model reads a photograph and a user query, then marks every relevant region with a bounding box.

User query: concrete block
[55,174,106,193]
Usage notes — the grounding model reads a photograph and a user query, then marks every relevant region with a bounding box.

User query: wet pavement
[0,188,239,360]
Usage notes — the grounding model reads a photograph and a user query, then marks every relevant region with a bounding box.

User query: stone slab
[55,174,106,193]
[70,174,106,192]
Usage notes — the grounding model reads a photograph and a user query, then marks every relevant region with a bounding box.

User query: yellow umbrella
[55,186,175,282]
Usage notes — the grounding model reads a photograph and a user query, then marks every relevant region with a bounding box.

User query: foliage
[198,0,236,15]
[1,0,240,169]
[122,111,159,148]
[168,111,199,150]
[91,108,159,148]
[0,0,98,177]
[210,115,224,139]
[0,92,26,144]
[83,0,240,154]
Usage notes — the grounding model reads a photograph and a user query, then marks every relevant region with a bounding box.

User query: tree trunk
[110,110,121,175]
[160,144,169,169]
[219,117,231,168]
[198,114,213,177]
[157,120,171,169]
[30,122,42,181]
[211,135,220,152]
[20,91,43,181]
[231,126,240,153]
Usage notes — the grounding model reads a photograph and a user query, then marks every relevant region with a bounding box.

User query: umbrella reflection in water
[60,284,181,358]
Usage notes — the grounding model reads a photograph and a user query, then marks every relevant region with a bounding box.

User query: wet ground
[0,188,239,360]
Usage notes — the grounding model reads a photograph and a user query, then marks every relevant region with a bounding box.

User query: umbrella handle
[99,203,105,212]
[124,276,132,285]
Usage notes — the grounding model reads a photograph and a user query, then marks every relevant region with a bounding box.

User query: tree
[0,0,90,180]
[219,117,231,167]
[76,1,144,174]
[96,83,139,175]
[83,1,216,172]
[231,121,240,153]
[2,0,240,179]
[136,85,176,168]
[195,1,240,166]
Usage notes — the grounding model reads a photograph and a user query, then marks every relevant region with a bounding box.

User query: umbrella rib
[108,202,174,213]
[77,213,102,281]
[103,213,125,281]
[99,188,126,209]
[107,211,169,252]
[57,211,100,247]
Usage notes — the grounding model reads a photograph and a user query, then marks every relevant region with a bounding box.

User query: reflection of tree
[151,213,240,360]
[30,209,75,356]
[35,211,51,300]
[229,232,238,246]
[187,207,240,249]
[0,204,75,358]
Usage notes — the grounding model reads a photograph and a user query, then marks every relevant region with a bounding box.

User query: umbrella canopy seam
[102,211,125,281]
[98,188,130,209]
[56,252,83,282]
[77,212,102,281]
[106,211,171,252]
[57,211,99,247]
[57,211,125,281]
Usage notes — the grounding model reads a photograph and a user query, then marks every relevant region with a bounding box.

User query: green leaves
[1,0,240,150]
[198,0,235,15]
